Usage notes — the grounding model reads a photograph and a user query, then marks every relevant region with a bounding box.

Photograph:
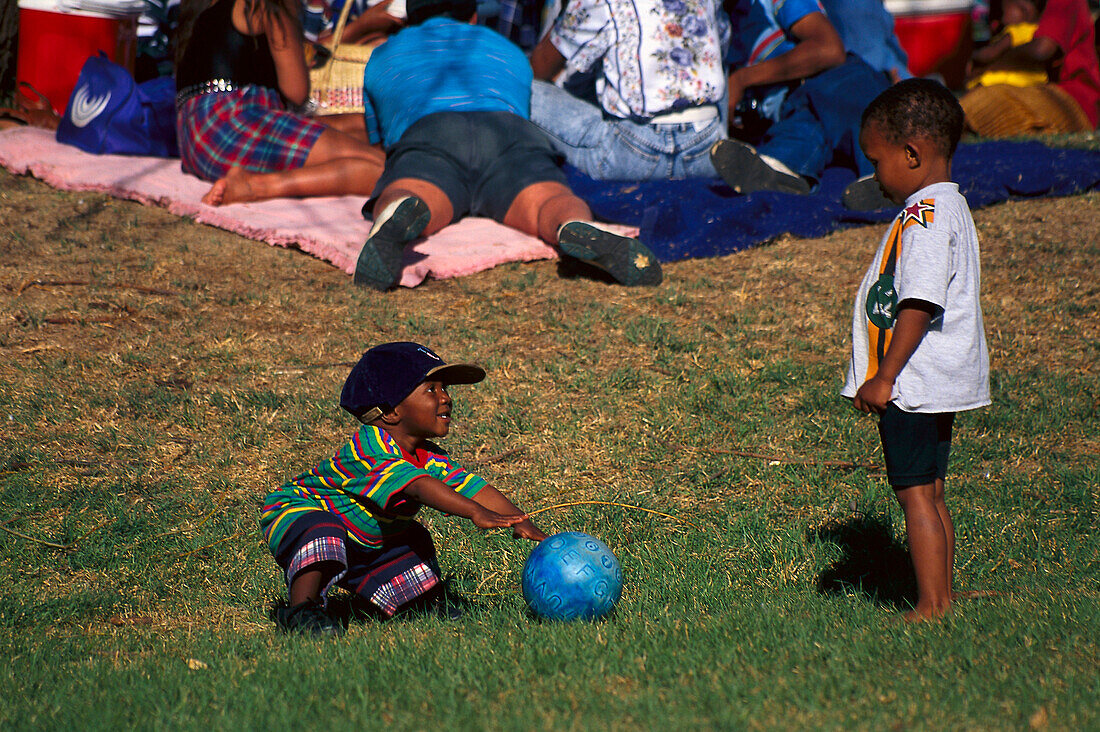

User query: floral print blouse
[549,0,730,120]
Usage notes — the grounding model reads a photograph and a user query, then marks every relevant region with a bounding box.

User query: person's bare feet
[901,599,952,623]
[201,167,257,206]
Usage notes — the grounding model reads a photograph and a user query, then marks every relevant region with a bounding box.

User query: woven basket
[309,1,373,116]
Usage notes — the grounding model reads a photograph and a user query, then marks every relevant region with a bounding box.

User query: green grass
[0,172,1097,729]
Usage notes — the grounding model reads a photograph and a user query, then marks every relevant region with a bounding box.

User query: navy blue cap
[340,342,485,422]
[405,0,476,24]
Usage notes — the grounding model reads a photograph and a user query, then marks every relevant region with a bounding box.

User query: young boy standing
[841,80,991,621]
[261,342,546,635]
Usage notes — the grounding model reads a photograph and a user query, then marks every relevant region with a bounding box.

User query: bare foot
[201,167,257,206]
[902,602,952,623]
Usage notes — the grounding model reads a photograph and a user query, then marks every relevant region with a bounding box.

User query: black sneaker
[273,599,345,637]
[842,174,894,211]
[709,139,811,195]
[557,221,663,287]
[353,196,431,291]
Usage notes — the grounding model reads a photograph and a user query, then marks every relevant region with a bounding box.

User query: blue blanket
[565,141,1100,262]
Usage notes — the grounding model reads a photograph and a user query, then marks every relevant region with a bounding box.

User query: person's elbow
[530,35,566,81]
[281,82,311,108]
[820,36,846,68]
[792,13,847,72]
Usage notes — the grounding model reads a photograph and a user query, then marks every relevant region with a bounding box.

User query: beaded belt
[176,79,241,106]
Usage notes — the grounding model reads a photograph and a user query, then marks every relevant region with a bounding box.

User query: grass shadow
[808,513,916,611]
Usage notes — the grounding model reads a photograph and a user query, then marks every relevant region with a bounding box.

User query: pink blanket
[0,126,562,287]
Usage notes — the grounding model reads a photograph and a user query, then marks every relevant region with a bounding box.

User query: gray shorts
[373,110,568,222]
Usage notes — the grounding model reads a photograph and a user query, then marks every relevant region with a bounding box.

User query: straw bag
[309,0,373,115]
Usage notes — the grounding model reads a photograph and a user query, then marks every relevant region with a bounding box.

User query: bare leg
[320,112,369,142]
[502,180,662,286]
[895,482,953,621]
[289,568,326,606]
[933,477,955,599]
[370,178,455,234]
[202,127,384,205]
[501,180,591,244]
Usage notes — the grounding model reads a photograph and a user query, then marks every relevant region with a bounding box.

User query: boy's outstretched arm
[472,485,548,542]
[854,301,935,414]
[403,476,529,531]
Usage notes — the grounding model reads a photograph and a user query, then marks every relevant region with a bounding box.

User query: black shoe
[842,175,894,211]
[433,594,464,621]
[353,196,431,291]
[557,221,662,287]
[396,585,465,621]
[709,139,811,195]
[273,599,345,637]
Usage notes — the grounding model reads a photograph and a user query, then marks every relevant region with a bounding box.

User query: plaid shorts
[177,85,326,181]
[272,511,442,617]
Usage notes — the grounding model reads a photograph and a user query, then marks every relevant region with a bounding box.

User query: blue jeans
[758,56,892,183]
[530,80,727,180]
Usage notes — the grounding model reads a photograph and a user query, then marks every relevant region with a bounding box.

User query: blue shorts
[878,403,955,488]
[373,110,568,221]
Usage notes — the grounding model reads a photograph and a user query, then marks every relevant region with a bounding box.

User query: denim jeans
[757,56,892,182]
[530,80,727,180]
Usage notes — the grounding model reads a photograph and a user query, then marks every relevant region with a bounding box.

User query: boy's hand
[512,520,548,542]
[853,303,935,415]
[853,374,893,414]
[469,505,529,531]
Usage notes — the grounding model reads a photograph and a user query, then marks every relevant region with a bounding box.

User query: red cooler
[16,0,138,114]
[886,0,975,89]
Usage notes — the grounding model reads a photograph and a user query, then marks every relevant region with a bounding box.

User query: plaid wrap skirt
[176,85,326,181]
[272,510,442,618]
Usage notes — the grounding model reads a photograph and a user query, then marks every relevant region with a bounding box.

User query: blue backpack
[56,52,179,158]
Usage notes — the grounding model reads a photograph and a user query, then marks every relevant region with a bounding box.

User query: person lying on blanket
[353,0,663,290]
[174,0,386,205]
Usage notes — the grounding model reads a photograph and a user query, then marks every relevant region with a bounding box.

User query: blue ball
[521,532,623,621]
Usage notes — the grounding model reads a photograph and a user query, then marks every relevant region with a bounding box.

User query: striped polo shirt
[260,425,488,552]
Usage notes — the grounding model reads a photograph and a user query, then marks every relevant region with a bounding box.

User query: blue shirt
[819,0,910,78]
[726,0,824,119]
[362,17,533,148]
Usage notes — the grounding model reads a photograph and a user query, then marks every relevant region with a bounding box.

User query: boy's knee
[893,481,937,509]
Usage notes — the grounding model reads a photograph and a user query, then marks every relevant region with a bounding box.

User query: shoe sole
[353,197,431,290]
[558,222,663,287]
[710,140,810,195]
[842,178,894,211]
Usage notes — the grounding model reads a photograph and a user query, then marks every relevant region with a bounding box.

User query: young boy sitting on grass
[841,79,991,621]
[260,342,547,635]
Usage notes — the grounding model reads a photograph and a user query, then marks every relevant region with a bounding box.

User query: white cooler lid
[885,0,974,15]
[19,0,144,17]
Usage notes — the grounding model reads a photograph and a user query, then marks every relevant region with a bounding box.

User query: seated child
[959,0,1099,137]
[260,342,546,635]
[966,0,1048,90]
[841,79,991,621]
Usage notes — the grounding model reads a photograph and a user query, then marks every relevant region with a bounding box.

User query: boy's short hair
[861,79,965,159]
[341,342,485,423]
[406,0,477,25]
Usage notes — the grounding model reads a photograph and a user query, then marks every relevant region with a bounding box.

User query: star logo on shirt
[901,199,935,229]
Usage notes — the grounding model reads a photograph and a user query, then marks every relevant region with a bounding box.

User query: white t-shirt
[841,182,991,413]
